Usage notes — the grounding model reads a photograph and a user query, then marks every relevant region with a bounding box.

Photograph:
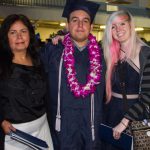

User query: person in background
[40,0,106,149]
[45,38,51,44]
[102,10,150,150]
[0,14,53,150]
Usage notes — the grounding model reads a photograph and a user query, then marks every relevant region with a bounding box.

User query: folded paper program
[9,129,48,150]
[99,123,133,150]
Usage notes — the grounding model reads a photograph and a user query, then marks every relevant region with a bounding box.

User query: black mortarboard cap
[62,0,100,23]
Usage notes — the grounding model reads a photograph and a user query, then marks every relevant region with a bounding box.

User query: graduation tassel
[91,94,95,141]
[55,51,64,132]
[91,125,95,141]
[55,115,61,132]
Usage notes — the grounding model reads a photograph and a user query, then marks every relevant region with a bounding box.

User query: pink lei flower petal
[63,33,102,98]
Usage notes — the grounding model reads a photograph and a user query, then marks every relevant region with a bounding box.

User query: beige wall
[36,27,150,43]
[138,32,150,42]
[35,27,104,42]
[35,27,62,41]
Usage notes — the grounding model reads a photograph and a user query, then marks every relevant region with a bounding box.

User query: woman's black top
[0,63,46,124]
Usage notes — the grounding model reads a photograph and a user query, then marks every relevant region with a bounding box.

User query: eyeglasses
[8,28,29,37]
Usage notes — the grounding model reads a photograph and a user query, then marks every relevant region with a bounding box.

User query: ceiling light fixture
[100,25,144,31]
[60,22,66,27]
[106,5,118,11]
[100,25,106,29]
[135,27,144,31]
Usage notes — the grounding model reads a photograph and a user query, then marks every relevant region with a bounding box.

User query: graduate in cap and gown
[40,0,106,149]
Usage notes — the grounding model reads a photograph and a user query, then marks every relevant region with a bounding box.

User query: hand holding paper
[99,123,133,150]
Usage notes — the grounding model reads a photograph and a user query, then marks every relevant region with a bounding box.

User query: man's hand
[52,35,64,45]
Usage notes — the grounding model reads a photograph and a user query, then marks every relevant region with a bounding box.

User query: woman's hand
[113,118,129,140]
[1,120,16,134]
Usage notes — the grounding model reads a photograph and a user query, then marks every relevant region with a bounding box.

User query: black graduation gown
[40,42,106,150]
[0,127,4,150]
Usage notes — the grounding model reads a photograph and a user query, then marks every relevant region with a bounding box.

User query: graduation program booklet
[9,129,48,150]
[99,123,133,150]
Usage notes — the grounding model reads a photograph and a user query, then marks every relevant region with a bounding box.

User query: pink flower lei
[63,33,102,98]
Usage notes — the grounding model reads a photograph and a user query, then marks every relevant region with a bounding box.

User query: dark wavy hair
[0,14,41,78]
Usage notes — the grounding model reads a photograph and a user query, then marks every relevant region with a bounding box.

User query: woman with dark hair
[0,14,53,150]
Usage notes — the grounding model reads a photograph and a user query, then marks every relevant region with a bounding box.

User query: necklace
[120,49,127,61]
[63,33,102,98]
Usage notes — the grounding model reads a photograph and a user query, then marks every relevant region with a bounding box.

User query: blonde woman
[103,10,150,150]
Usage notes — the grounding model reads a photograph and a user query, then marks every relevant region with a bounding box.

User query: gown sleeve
[40,43,53,73]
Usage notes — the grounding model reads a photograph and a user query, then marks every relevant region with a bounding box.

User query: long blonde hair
[102,10,147,102]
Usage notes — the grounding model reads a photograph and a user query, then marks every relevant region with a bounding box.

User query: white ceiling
[0,0,150,28]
